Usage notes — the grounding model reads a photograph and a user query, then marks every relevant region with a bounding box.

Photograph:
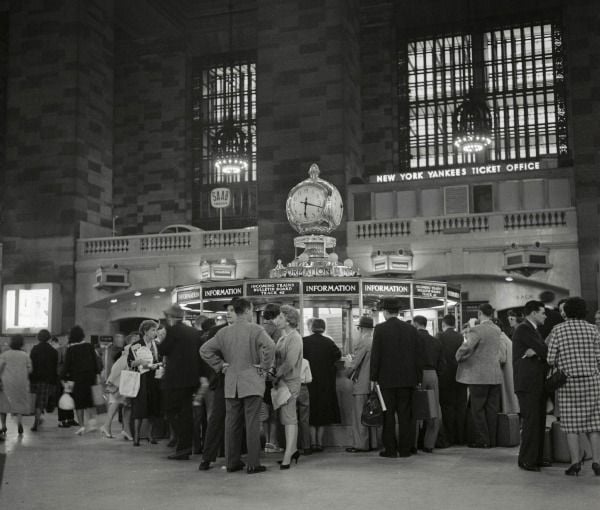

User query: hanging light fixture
[452,89,492,153]
[452,0,493,154]
[213,0,249,175]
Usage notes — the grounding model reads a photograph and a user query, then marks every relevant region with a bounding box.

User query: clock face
[327,188,344,226]
[288,184,328,224]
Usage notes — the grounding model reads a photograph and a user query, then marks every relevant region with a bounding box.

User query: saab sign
[210,188,231,208]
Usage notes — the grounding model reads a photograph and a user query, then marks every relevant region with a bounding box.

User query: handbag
[58,392,75,411]
[119,369,141,398]
[412,387,438,420]
[361,388,384,427]
[271,382,291,410]
[545,366,568,393]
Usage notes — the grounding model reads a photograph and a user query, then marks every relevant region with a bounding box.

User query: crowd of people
[0,291,598,479]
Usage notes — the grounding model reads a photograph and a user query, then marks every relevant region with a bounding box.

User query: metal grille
[191,55,257,226]
[405,21,567,170]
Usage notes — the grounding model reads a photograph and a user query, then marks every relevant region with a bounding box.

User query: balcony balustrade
[348,207,575,244]
[77,227,258,260]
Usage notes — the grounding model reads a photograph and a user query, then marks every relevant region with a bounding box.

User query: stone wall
[256,0,362,275]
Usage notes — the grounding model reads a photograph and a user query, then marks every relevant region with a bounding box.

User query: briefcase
[551,420,569,463]
[412,388,438,420]
[496,413,520,447]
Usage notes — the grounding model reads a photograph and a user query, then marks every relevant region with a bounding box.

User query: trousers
[201,375,226,462]
[381,387,413,455]
[517,388,546,466]
[469,384,501,446]
[225,395,262,469]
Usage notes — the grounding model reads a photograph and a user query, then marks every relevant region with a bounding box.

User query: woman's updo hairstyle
[279,305,300,329]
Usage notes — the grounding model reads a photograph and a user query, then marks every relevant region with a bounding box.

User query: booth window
[191,54,257,227]
[402,20,568,170]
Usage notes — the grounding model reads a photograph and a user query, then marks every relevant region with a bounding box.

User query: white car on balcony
[158,224,203,234]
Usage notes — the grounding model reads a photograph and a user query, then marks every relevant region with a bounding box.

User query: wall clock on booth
[286,163,344,235]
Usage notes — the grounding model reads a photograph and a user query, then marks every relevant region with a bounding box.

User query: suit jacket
[157,321,204,390]
[350,336,373,395]
[512,320,548,393]
[437,328,464,388]
[370,316,422,388]
[200,319,275,399]
[538,307,563,340]
[417,329,445,373]
[456,320,505,385]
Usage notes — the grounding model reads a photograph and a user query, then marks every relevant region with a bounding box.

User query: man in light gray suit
[456,303,507,448]
[200,298,275,474]
[346,316,378,453]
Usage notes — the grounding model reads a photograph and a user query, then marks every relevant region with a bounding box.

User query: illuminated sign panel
[2,283,62,334]
[176,288,201,303]
[413,283,445,299]
[246,282,300,297]
[362,281,410,296]
[302,281,359,295]
[201,285,244,300]
[372,161,540,183]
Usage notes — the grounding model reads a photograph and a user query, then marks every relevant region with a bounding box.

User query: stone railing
[353,219,412,240]
[77,227,258,260]
[347,207,576,243]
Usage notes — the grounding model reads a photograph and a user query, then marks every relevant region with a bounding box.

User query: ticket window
[305,307,351,354]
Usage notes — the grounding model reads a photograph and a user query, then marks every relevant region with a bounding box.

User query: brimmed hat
[358,316,374,329]
[163,303,185,318]
[381,297,402,311]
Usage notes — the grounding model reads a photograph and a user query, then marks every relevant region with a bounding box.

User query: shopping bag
[361,389,383,427]
[271,383,291,410]
[58,392,75,411]
[91,384,105,407]
[118,370,141,398]
[412,388,438,420]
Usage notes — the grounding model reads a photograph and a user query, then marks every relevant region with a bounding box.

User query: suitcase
[542,428,552,463]
[496,413,520,447]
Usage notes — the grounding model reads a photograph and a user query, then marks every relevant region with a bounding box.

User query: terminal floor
[0,415,598,510]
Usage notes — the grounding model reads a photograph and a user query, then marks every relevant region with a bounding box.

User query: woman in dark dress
[127,320,162,446]
[29,329,58,431]
[302,318,341,452]
[62,325,101,435]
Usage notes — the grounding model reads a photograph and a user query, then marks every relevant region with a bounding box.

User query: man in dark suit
[438,314,467,446]
[370,297,422,458]
[512,300,548,472]
[158,304,207,460]
[538,290,563,340]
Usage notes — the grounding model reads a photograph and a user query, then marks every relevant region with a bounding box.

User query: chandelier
[453,89,492,153]
[212,0,249,175]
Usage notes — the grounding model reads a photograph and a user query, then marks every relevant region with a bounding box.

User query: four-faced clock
[286,164,344,235]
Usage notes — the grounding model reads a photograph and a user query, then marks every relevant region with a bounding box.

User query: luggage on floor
[542,427,552,463]
[551,420,569,463]
[496,413,520,447]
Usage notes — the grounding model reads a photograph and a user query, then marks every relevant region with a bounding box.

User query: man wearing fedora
[158,303,207,460]
[370,297,423,458]
[346,315,379,453]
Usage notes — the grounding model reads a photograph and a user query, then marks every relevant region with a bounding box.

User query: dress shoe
[518,462,540,472]
[246,465,267,474]
[538,460,552,468]
[168,451,191,460]
[167,439,177,448]
[565,462,581,476]
[198,461,211,471]
[468,443,490,449]
[379,450,398,458]
[592,462,600,476]
[422,447,434,453]
[346,447,369,453]
[226,462,246,473]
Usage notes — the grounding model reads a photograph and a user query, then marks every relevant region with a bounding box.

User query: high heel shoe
[592,462,600,476]
[133,439,140,446]
[17,424,23,435]
[121,431,133,441]
[565,462,581,476]
[74,427,85,436]
[100,426,113,438]
[279,450,301,469]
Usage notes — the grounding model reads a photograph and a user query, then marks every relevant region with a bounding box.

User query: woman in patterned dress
[547,297,600,476]
[0,335,32,437]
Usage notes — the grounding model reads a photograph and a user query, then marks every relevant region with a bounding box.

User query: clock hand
[304,201,324,209]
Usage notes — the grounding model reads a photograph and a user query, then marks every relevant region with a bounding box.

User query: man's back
[370,317,421,388]
[456,321,504,385]
[438,328,463,386]
[158,322,203,389]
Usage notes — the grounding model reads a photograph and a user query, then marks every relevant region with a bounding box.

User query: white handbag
[118,370,141,398]
[58,393,75,411]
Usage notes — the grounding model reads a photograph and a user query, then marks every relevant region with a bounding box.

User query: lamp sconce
[502,243,552,277]
[199,259,237,281]
[94,265,130,291]
[370,249,414,277]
